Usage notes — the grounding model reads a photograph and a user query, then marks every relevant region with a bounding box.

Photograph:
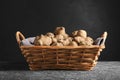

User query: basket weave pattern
[16,31,106,71]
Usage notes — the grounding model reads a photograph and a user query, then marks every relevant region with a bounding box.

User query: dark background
[1,0,120,63]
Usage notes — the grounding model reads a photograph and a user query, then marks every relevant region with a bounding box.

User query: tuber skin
[39,35,52,46]
[72,29,94,46]
[69,41,78,46]
[34,27,94,46]
[51,37,57,43]
[34,36,41,45]
[54,27,69,39]
[72,30,78,37]
[77,30,87,38]
[46,32,55,38]
[74,36,85,43]
[62,38,70,46]
[55,34,64,43]
[85,36,94,46]
[34,34,52,46]
[51,42,63,46]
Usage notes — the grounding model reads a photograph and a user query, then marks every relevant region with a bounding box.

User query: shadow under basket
[16,31,107,71]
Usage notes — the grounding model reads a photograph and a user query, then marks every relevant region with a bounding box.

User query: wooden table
[0,61,120,80]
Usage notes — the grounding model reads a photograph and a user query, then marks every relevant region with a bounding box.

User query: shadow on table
[0,62,29,71]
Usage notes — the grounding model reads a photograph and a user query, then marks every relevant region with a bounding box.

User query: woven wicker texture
[16,31,107,71]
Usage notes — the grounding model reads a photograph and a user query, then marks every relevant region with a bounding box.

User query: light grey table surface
[0,61,120,80]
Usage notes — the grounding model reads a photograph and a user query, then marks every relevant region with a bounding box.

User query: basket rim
[20,45,105,49]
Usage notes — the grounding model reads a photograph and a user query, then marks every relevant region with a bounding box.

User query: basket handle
[16,31,25,45]
[99,31,108,46]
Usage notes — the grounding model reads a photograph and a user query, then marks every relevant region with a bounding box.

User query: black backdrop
[1,0,120,63]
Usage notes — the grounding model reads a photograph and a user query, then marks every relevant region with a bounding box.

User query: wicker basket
[16,31,107,71]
